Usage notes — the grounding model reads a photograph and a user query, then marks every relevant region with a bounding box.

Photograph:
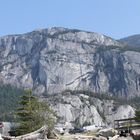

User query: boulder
[97,128,118,138]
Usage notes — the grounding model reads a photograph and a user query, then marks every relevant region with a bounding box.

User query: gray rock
[0,27,140,98]
[97,128,118,137]
[46,92,135,127]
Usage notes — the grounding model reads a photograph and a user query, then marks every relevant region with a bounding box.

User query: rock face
[2,122,12,136]
[47,92,135,127]
[0,27,140,98]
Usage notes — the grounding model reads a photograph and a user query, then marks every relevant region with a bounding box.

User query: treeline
[0,84,25,121]
[59,89,140,109]
[127,96,140,110]
[97,45,140,52]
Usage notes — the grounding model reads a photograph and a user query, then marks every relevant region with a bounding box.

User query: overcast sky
[0,0,140,39]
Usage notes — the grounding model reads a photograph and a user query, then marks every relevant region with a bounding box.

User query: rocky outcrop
[0,27,140,98]
[46,92,135,127]
[2,122,12,136]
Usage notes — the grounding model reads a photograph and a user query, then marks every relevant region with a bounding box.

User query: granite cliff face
[0,27,140,98]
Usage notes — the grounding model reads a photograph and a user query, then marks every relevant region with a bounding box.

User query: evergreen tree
[15,89,55,135]
[0,84,24,121]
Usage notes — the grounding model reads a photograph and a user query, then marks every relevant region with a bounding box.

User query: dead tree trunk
[2,126,48,140]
